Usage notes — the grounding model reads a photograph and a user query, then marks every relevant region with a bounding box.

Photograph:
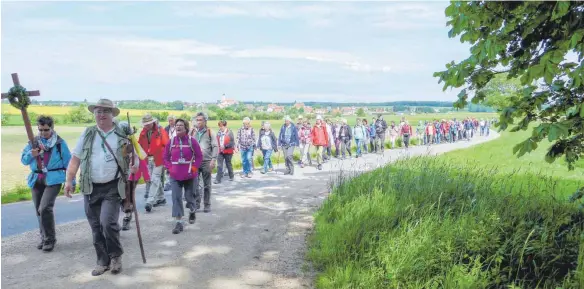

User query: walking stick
[127,112,147,264]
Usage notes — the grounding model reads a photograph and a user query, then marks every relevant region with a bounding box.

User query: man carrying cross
[65,99,139,276]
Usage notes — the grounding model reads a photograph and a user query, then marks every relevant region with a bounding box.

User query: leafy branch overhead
[434,1,584,172]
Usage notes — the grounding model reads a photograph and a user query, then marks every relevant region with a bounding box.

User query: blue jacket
[21,136,72,188]
[369,124,376,138]
[278,124,299,147]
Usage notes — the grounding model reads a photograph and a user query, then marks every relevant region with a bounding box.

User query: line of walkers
[21,98,492,277]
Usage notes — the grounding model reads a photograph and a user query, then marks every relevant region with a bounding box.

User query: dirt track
[1,133,497,289]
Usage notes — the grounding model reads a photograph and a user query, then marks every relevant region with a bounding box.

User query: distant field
[1,108,496,194]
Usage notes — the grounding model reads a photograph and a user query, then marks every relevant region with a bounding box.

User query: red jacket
[217,129,235,155]
[139,124,169,166]
[311,125,329,146]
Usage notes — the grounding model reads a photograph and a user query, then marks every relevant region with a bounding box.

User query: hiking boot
[145,203,152,212]
[42,240,55,252]
[203,205,211,213]
[91,265,110,276]
[37,239,44,250]
[144,193,149,199]
[111,257,122,274]
[188,211,196,224]
[153,199,166,207]
[122,217,131,231]
[229,177,234,181]
[283,171,290,175]
[172,222,184,234]
[318,164,323,170]
[213,179,221,184]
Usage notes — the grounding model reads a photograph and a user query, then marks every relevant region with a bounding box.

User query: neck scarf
[38,130,58,151]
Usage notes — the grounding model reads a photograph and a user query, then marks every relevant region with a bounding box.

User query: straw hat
[141,113,157,126]
[88,98,120,117]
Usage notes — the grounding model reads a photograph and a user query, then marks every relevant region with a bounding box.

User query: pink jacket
[164,135,203,181]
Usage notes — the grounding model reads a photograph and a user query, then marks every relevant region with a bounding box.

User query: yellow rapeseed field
[1,104,177,116]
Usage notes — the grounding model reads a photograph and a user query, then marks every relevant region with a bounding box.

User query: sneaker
[246,174,252,178]
[37,239,44,250]
[189,211,196,224]
[172,222,184,234]
[153,199,166,207]
[213,179,221,184]
[269,168,273,172]
[42,240,55,252]
[318,164,322,170]
[260,170,266,174]
[122,217,131,231]
[145,203,152,212]
[203,205,211,213]
[110,257,122,274]
[163,183,171,191]
[91,265,110,276]
[229,177,234,181]
[144,193,149,199]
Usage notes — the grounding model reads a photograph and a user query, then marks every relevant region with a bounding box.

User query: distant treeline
[242,101,456,108]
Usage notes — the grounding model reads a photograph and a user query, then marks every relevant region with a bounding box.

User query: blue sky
[1,1,470,103]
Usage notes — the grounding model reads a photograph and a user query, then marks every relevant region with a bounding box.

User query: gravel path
[1,132,498,289]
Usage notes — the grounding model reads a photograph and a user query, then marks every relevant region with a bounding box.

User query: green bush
[66,104,94,124]
[308,157,584,289]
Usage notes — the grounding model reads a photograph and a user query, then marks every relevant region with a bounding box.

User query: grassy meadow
[307,126,584,288]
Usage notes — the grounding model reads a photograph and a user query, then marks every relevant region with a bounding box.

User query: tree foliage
[66,104,94,124]
[356,108,366,117]
[434,1,584,174]
[479,73,523,111]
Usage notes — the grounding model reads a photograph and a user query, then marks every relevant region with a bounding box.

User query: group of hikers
[20,98,492,277]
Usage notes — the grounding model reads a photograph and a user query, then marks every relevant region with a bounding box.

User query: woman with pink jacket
[164,118,203,234]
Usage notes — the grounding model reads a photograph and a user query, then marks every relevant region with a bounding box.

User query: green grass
[307,126,584,289]
[307,158,584,288]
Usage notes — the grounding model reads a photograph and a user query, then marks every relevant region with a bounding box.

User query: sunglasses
[38,128,51,132]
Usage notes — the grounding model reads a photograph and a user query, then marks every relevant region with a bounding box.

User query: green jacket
[78,125,130,199]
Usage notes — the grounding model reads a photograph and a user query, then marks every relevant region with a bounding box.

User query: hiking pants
[195,160,213,208]
[334,139,341,157]
[300,143,311,164]
[370,138,376,152]
[216,153,234,181]
[403,134,411,148]
[314,146,324,165]
[85,179,123,267]
[32,180,61,243]
[145,158,164,206]
[171,178,196,218]
[341,138,352,157]
[283,146,295,174]
[376,133,385,151]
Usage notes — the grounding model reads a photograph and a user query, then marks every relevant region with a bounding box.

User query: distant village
[8,93,494,115]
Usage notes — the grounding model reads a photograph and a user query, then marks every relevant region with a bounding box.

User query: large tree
[434,2,583,180]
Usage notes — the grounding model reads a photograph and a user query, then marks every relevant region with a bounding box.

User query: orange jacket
[311,125,329,146]
[138,124,169,166]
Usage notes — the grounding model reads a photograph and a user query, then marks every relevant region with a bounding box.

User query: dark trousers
[85,179,123,267]
[31,180,62,243]
[195,161,212,208]
[403,133,411,148]
[171,178,196,218]
[283,146,295,174]
[216,153,234,181]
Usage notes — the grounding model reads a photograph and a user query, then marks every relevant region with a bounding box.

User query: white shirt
[73,127,119,184]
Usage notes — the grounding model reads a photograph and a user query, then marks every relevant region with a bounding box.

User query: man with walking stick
[65,99,139,276]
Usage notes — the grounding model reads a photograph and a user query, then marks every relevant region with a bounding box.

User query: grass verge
[307,157,584,288]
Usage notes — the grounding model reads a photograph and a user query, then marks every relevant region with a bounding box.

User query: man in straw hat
[65,98,139,276]
[139,113,169,213]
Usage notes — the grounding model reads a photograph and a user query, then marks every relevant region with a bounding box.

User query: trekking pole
[127,112,146,264]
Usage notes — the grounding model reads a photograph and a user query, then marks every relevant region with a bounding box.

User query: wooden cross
[1,73,41,145]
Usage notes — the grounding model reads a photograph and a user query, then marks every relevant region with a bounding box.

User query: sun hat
[88,98,120,117]
[141,113,157,126]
